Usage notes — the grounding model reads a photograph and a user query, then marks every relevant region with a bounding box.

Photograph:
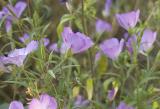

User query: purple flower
[116,10,140,30]
[25,40,39,54]
[139,29,157,52]
[100,38,124,60]
[42,38,50,46]
[74,95,89,108]
[28,94,57,109]
[96,19,112,34]
[107,87,118,101]
[104,0,112,16]
[19,34,50,46]
[19,33,30,43]
[126,35,137,54]
[125,29,157,54]
[0,1,27,32]
[9,101,24,109]
[0,48,27,67]
[0,41,38,67]
[50,27,94,54]
[5,20,12,32]
[123,32,129,39]
[49,43,70,54]
[116,102,135,109]
[13,1,27,18]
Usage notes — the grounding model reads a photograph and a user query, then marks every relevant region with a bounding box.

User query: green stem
[81,0,94,74]
[147,55,150,70]
[81,0,87,34]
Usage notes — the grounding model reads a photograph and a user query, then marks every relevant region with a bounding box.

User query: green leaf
[152,101,159,109]
[57,14,75,38]
[103,78,115,92]
[42,23,51,35]
[72,86,80,97]
[33,11,42,28]
[86,78,93,100]
[4,81,27,87]
[152,50,160,70]
[97,55,108,76]
[139,76,160,86]
[48,70,56,79]
[0,16,7,27]
[74,18,83,32]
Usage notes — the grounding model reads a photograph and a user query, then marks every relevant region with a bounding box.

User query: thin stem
[147,55,150,70]
[81,0,94,74]
[81,0,86,34]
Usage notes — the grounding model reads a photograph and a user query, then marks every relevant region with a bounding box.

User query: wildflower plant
[0,0,160,109]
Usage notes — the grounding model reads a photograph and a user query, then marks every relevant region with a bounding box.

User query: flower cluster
[0,1,26,32]
[9,94,57,109]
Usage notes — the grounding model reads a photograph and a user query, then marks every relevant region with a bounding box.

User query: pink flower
[29,94,57,109]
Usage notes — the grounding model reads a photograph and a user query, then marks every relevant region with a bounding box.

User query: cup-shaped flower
[67,32,94,53]
[62,27,94,53]
[100,38,124,60]
[50,27,94,54]
[0,1,27,32]
[139,29,157,52]
[116,102,134,109]
[9,101,24,109]
[0,40,38,67]
[96,19,112,34]
[116,10,140,30]
[28,94,57,109]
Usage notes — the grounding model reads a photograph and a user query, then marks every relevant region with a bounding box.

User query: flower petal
[104,0,112,16]
[96,19,112,34]
[140,29,157,52]
[116,10,140,30]
[28,99,42,109]
[5,20,12,32]
[116,102,135,109]
[9,101,24,109]
[39,94,58,109]
[19,33,30,43]
[25,40,39,54]
[100,38,124,60]
[14,1,27,18]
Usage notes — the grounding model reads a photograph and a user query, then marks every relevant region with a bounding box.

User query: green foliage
[1,0,160,109]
